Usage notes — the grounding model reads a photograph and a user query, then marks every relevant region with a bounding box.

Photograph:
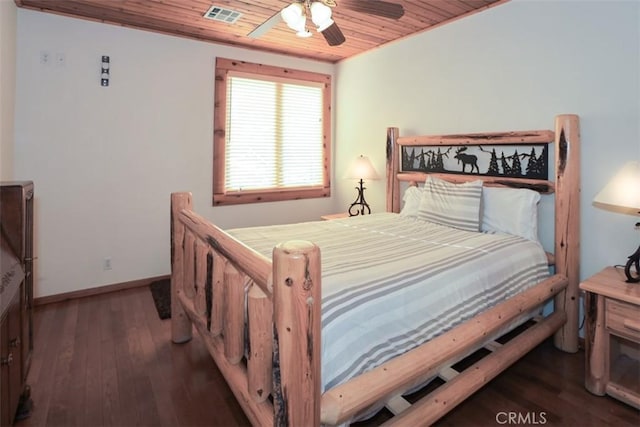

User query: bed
[169,114,580,426]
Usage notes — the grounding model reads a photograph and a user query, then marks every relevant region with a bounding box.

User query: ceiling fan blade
[248,10,282,39]
[321,22,346,46]
[340,0,404,20]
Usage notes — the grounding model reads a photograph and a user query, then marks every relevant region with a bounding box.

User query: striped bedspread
[227,213,549,392]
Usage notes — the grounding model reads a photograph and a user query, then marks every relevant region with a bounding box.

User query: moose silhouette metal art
[454,147,479,173]
[401,143,548,180]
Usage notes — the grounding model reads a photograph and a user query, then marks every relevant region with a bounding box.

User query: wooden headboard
[384,114,581,352]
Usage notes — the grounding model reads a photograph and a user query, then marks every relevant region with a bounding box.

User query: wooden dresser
[581,266,640,409]
[0,182,34,425]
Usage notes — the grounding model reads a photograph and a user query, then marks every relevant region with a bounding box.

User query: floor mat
[149,278,171,320]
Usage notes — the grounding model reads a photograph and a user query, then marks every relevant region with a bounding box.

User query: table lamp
[593,160,640,282]
[345,155,380,216]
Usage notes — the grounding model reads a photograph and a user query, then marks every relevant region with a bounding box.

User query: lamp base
[624,244,640,283]
[348,179,371,216]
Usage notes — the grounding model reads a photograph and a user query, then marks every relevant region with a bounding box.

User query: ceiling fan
[248,0,404,47]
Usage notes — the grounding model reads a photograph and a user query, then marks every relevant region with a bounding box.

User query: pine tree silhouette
[409,148,416,170]
[500,152,512,176]
[525,147,537,177]
[418,149,426,170]
[512,150,522,176]
[487,148,500,175]
[435,148,444,171]
[538,145,548,178]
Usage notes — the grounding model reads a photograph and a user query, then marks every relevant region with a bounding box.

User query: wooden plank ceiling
[15,0,509,63]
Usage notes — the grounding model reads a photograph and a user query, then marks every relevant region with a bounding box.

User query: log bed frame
[170,114,580,426]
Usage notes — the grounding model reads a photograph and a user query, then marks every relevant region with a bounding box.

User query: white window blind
[225,74,324,192]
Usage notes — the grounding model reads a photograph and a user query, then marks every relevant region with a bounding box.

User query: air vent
[203,5,242,24]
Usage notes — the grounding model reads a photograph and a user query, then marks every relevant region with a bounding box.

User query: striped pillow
[417,176,483,232]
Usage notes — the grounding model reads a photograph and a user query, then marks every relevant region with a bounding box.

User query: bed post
[386,127,400,213]
[272,240,321,427]
[553,114,580,353]
[171,192,193,344]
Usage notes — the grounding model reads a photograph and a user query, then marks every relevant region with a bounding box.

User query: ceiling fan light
[296,29,313,38]
[281,3,304,26]
[310,1,333,30]
[287,15,307,32]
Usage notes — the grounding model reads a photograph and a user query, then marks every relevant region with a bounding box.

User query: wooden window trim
[213,58,332,206]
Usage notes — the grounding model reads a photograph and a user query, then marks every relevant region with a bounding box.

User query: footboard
[170,193,321,427]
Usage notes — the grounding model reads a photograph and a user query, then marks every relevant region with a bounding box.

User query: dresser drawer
[606,298,640,342]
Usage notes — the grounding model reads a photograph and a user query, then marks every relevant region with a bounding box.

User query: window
[213,58,331,206]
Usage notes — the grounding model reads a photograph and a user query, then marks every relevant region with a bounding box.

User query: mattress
[227,212,549,392]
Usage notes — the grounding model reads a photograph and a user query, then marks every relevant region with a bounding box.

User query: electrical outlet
[103,257,112,270]
[40,51,51,65]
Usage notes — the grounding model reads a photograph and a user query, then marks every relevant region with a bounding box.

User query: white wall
[14,9,334,298]
[0,0,17,180]
[13,0,640,298]
[335,0,640,281]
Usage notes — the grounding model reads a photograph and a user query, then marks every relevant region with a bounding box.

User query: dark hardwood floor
[16,286,640,427]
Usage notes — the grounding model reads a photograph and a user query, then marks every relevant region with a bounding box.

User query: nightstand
[580,266,640,409]
[320,212,349,220]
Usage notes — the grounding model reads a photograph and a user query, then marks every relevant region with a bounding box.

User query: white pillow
[400,186,422,217]
[417,176,483,232]
[481,186,541,242]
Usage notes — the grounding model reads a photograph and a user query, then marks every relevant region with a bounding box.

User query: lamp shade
[593,161,640,213]
[345,155,380,180]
